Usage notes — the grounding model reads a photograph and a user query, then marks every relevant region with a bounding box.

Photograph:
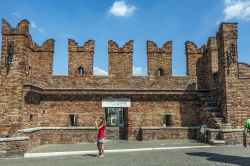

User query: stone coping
[23,84,210,93]
[206,128,220,132]
[0,137,29,142]
[206,128,244,132]
[140,127,199,130]
[220,128,244,132]
[18,127,98,133]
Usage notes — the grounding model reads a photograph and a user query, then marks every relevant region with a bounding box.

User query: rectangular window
[164,114,173,127]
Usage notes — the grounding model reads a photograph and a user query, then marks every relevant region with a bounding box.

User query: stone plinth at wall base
[140,127,199,141]
[206,128,221,143]
[220,128,244,144]
[205,128,245,145]
[0,137,29,158]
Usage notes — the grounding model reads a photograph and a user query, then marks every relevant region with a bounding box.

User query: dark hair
[100,116,106,124]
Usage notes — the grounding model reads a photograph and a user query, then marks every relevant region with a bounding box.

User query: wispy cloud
[94,66,108,76]
[12,12,45,33]
[223,0,250,21]
[30,21,45,33]
[12,12,22,19]
[30,21,37,28]
[133,66,146,76]
[38,28,45,33]
[109,0,137,17]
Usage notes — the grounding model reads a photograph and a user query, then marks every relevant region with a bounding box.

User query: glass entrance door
[106,108,124,126]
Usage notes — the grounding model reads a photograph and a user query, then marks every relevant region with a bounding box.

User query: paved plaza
[1,140,250,166]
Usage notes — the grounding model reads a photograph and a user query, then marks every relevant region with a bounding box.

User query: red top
[98,122,106,138]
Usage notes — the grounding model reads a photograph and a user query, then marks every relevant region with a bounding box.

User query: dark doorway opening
[105,107,128,140]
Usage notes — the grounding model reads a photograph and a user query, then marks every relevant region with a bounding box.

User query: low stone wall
[19,126,119,148]
[0,127,246,157]
[141,127,198,140]
[0,126,119,158]
[205,128,245,144]
[206,129,220,142]
[0,137,29,157]
[220,129,244,144]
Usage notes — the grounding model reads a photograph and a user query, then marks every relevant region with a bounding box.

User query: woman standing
[95,116,106,157]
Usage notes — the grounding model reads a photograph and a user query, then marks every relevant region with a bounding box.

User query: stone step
[0,151,7,157]
[219,123,233,129]
[209,139,226,145]
[199,93,211,97]
[200,97,215,102]
[208,107,219,112]
[205,102,218,107]
[211,112,222,118]
[214,118,223,124]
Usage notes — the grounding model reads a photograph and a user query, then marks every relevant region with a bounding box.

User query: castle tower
[0,19,30,136]
[216,23,239,126]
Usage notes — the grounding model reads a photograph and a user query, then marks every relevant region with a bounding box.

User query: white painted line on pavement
[24,145,214,158]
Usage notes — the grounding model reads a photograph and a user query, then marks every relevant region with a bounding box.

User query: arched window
[78,66,84,76]
[157,68,164,77]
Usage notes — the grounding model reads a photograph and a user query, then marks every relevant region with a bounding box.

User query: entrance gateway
[102,98,131,139]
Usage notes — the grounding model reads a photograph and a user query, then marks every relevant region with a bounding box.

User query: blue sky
[0,0,250,76]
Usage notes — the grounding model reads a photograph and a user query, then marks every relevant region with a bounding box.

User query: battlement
[68,39,94,52]
[2,19,29,36]
[1,18,250,87]
[147,41,172,53]
[108,40,133,53]
[1,19,250,146]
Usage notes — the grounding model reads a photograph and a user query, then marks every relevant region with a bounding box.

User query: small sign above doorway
[102,98,131,108]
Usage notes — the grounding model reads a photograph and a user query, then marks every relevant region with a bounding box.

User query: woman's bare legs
[100,143,104,157]
[97,143,101,156]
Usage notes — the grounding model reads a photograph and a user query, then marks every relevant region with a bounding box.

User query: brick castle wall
[0,18,250,144]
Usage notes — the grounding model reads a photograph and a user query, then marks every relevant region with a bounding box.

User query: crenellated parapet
[185,41,204,55]
[185,41,205,78]
[68,39,94,52]
[108,40,133,78]
[29,39,55,52]
[68,39,94,77]
[147,41,172,78]
[108,40,133,53]
[147,41,172,54]
[2,19,29,36]
[1,19,55,79]
[238,62,250,78]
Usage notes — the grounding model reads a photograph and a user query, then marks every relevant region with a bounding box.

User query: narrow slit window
[78,66,84,76]
[157,68,164,77]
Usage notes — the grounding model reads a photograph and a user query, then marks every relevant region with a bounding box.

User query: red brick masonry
[0,19,250,157]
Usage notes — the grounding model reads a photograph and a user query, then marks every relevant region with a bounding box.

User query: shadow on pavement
[82,154,98,157]
[186,152,250,166]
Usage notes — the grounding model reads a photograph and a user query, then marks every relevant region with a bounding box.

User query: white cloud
[133,66,146,76]
[223,0,250,21]
[109,0,136,17]
[30,21,37,28]
[30,21,45,33]
[94,66,108,76]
